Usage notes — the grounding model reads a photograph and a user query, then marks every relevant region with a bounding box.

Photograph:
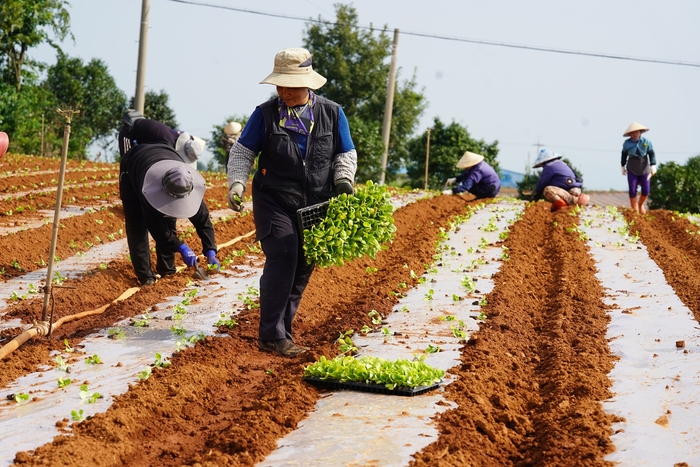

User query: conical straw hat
[623,121,649,137]
[456,151,484,169]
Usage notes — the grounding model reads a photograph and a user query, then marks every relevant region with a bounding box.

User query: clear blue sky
[34,0,700,190]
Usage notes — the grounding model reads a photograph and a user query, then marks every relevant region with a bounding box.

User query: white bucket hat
[533,149,562,168]
[623,121,649,137]
[142,160,206,218]
[259,48,327,90]
[456,151,484,169]
[224,121,242,136]
[175,132,205,164]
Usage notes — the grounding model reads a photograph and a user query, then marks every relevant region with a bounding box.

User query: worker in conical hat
[532,148,589,212]
[444,151,501,199]
[621,121,656,214]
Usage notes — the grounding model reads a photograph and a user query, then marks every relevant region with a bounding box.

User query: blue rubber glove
[205,249,220,270]
[177,243,197,267]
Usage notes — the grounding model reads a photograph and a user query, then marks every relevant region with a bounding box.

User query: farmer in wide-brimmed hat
[444,151,501,199]
[621,121,656,214]
[226,47,357,357]
[533,148,589,212]
[119,111,219,286]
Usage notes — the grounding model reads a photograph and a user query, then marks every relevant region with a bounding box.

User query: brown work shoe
[258,339,307,357]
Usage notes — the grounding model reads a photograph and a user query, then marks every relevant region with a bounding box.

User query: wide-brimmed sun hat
[533,148,563,168]
[142,160,206,218]
[259,48,327,90]
[456,151,484,169]
[175,132,205,165]
[623,121,649,137]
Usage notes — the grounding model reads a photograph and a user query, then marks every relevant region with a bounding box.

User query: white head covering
[456,151,484,169]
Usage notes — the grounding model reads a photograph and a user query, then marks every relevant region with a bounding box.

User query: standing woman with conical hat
[621,121,656,214]
[444,151,501,199]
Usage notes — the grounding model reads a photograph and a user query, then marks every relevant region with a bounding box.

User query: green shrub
[650,155,700,213]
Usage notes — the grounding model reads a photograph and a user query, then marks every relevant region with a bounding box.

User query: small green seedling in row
[452,294,462,302]
[440,315,457,321]
[360,325,372,334]
[13,393,30,403]
[71,409,84,421]
[424,289,434,301]
[10,291,27,301]
[337,330,357,355]
[477,311,487,320]
[108,328,126,339]
[398,281,407,289]
[410,270,418,280]
[98,263,108,270]
[365,266,378,275]
[138,368,151,380]
[154,353,170,368]
[170,324,187,335]
[265,369,274,375]
[461,276,476,292]
[215,314,238,329]
[479,297,488,307]
[368,310,382,325]
[381,327,392,337]
[63,339,74,353]
[85,354,102,365]
[478,237,489,249]
[79,384,102,404]
[398,305,409,312]
[133,313,151,327]
[52,271,67,285]
[425,344,441,354]
[55,355,69,372]
[57,376,71,388]
[27,283,39,294]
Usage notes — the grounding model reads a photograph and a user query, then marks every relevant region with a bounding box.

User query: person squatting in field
[621,121,656,214]
[533,148,590,212]
[444,150,501,199]
[118,110,219,286]
[226,48,357,357]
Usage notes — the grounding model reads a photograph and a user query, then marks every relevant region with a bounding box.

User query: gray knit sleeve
[333,148,358,183]
[227,142,256,190]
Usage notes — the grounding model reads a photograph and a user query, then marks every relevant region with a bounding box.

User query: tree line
[2,1,697,211]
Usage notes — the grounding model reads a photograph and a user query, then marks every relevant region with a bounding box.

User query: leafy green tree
[650,155,700,213]
[304,4,427,183]
[44,54,126,158]
[129,90,178,129]
[404,118,500,190]
[0,77,59,156]
[208,114,249,169]
[0,0,72,91]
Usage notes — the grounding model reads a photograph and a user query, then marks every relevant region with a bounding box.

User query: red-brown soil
[0,154,698,466]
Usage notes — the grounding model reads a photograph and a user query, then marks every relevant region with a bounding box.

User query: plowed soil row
[1,156,699,466]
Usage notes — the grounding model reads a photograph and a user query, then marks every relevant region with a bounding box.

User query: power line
[164,0,700,69]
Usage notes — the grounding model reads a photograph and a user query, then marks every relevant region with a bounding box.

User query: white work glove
[442,189,453,196]
[621,166,627,176]
[227,182,245,212]
[650,165,657,175]
[445,177,457,186]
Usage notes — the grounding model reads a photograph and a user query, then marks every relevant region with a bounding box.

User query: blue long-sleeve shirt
[452,161,501,198]
[535,160,582,195]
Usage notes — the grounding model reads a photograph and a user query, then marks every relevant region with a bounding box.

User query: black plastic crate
[302,376,441,397]
[296,201,330,232]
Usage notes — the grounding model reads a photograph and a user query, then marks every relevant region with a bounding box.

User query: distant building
[499,169,525,188]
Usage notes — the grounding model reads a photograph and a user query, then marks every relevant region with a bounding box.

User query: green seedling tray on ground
[302,376,441,397]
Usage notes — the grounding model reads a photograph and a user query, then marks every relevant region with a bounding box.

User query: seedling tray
[302,376,441,397]
[297,201,330,232]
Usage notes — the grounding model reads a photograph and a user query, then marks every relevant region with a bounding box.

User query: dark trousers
[123,199,177,284]
[254,189,315,342]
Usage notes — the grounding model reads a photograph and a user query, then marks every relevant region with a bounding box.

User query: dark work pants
[123,199,177,284]
[254,189,315,342]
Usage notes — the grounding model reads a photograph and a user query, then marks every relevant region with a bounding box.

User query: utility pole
[424,128,431,190]
[378,28,399,185]
[134,0,151,113]
[533,137,545,155]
